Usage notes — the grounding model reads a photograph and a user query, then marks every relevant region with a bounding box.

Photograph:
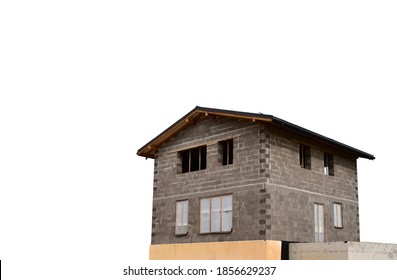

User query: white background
[1,1,396,279]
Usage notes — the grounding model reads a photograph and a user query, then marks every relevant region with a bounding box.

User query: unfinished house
[137,106,375,259]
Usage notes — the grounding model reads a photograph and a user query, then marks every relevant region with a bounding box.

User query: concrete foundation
[149,240,281,260]
[289,241,397,260]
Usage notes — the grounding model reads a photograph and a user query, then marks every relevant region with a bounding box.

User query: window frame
[333,202,343,229]
[314,203,325,242]
[219,139,234,166]
[175,200,189,236]
[199,194,233,234]
[324,152,335,176]
[299,144,311,170]
[180,146,207,173]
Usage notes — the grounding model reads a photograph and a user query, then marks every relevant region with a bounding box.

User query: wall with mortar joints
[150,116,361,244]
[266,184,359,242]
[258,126,272,238]
[151,115,268,244]
[264,124,360,242]
[266,125,358,201]
[151,151,159,244]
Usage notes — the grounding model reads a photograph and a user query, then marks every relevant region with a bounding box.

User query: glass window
[200,198,211,234]
[333,203,343,228]
[200,194,233,233]
[211,196,221,232]
[175,200,188,235]
[222,194,233,232]
[314,203,325,242]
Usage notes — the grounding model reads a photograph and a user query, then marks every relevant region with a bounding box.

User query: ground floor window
[175,200,189,235]
[200,194,232,234]
[314,203,325,242]
[333,202,343,228]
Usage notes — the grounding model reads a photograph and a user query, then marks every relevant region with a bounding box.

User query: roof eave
[137,106,375,160]
[137,106,273,158]
[271,117,375,160]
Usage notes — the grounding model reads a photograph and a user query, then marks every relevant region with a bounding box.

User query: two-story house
[137,106,374,259]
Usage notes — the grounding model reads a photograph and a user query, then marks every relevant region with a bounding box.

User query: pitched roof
[137,106,375,160]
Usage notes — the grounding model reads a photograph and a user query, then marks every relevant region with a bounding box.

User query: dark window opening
[220,139,233,165]
[299,144,311,169]
[180,146,207,173]
[324,152,334,176]
[181,150,190,173]
[190,148,200,171]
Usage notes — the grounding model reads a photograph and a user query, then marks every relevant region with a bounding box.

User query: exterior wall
[348,242,397,260]
[263,126,359,242]
[149,240,281,260]
[151,115,267,244]
[289,242,397,260]
[150,116,359,245]
[289,242,349,260]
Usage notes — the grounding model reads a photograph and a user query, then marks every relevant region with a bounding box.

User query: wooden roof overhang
[137,106,273,159]
[137,106,375,160]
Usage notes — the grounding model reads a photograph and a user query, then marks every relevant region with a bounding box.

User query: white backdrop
[1,1,396,279]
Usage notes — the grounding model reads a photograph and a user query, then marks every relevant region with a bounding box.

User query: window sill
[199,228,233,235]
[175,232,188,237]
[300,166,311,171]
[178,169,207,175]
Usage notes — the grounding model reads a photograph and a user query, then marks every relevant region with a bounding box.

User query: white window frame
[314,203,325,242]
[175,200,189,235]
[333,202,343,228]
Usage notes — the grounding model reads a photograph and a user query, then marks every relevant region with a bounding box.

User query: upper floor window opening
[180,146,207,173]
[299,144,311,170]
[219,139,233,166]
[324,152,335,176]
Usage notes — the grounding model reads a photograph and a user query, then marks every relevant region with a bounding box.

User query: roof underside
[137,106,375,160]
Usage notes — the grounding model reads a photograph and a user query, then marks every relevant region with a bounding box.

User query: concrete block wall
[150,115,360,244]
[151,115,267,244]
[264,126,360,242]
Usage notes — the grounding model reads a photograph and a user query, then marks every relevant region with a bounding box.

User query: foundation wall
[289,242,397,260]
[149,240,281,260]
